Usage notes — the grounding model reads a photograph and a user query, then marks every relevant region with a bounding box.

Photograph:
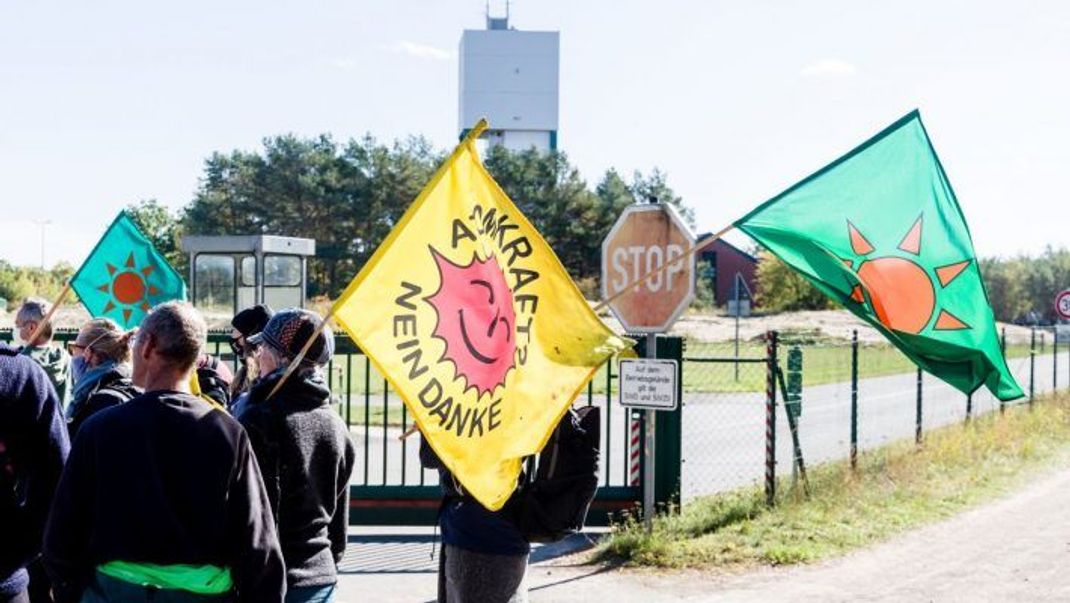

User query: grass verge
[596,392,1070,568]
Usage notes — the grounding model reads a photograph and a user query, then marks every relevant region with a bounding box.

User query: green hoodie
[21,344,72,408]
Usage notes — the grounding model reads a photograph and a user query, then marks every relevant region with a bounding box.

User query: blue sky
[1,0,1067,268]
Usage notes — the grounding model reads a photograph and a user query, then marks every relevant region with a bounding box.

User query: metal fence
[7,325,1065,516]
[0,328,644,524]
[680,328,1070,503]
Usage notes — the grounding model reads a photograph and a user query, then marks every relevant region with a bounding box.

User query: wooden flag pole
[24,281,73,346]
[265,309,334,400]
[399,423,420,441]
[592,223,736,314]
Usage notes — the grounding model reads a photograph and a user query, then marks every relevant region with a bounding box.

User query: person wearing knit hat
[238,309,354,603]
[228,304,274,403]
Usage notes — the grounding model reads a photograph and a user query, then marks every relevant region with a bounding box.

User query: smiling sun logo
[427,248,517,398]
[95,252,161,325]
[842,215,972,335]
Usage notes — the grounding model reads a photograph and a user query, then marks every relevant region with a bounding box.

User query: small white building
[458,11,559,152]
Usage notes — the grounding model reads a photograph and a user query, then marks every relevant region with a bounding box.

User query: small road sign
[1056,289,1070,321]
[619,358,679,411]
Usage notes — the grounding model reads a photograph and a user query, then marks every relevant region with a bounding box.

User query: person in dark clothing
[0,343,70,603]
[43,301,285,603]
[419,438,530,603]
[65,318,141,440]
[239,309,354,603]
[228,304,273,414]
[15,298,72,410]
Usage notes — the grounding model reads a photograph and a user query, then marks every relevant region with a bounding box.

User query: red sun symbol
[427,248,517,398]
[96,252,160,325]
[842,216,972,334]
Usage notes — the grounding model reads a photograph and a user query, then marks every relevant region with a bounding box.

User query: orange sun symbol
[841,215,972,335]
[96,252,160,325]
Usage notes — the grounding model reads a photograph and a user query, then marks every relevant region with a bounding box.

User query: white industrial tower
[458,4,559,151]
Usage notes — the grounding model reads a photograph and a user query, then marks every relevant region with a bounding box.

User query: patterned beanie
[248,308,334,367]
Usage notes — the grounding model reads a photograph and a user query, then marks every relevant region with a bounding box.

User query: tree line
[125,133,691,300]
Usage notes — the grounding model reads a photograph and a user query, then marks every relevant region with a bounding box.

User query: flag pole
[592,223,736,314]
[25,281,72,346]
[265,308,334,400]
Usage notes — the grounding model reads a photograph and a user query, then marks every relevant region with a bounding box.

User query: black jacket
[240,370,355,589]
[0,345,69,598]
[66,367,141,440]
[43,390,285,603]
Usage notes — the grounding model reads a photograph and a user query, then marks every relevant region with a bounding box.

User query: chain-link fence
[681,327,1070,503]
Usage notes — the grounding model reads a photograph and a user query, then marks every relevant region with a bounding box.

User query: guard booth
[180,235,315,315]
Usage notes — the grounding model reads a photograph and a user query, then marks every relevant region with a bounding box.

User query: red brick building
[698,238,759,306]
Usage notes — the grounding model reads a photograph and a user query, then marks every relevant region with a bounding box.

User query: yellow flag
[332,119,631,510]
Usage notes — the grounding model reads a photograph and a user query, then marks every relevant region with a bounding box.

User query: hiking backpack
[508,405,601,543]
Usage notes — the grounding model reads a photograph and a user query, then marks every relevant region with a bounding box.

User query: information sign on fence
[619,358,679,411]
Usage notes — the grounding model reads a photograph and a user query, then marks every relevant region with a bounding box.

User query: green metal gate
[2,328,682,526]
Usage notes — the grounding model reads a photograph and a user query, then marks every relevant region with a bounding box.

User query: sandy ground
[518,464,1070,602]
[336,463,1070,602]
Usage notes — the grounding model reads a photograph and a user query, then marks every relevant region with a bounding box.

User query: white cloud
[800,58,857,78]
[391,41,452,61]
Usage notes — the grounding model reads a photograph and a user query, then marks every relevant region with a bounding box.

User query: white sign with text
[619,358,679,411]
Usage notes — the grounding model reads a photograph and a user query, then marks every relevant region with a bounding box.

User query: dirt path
[528,465,1070,602]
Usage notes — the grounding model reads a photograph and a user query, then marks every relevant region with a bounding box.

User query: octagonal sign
[601,204,696,333]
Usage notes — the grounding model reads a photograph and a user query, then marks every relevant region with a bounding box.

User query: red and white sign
[1056,289,1070,321]
[601,204,696,332]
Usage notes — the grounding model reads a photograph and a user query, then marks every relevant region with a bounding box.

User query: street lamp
[34,219,52,270]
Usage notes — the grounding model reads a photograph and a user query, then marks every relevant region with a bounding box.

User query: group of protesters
[1,296,532,603]
[0,299,355,603]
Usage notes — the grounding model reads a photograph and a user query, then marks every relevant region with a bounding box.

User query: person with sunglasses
[65,318,141,439]
[227,304,273,418]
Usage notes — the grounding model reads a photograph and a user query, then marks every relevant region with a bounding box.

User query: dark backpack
[197,355,231,408]
[508,405,601,543]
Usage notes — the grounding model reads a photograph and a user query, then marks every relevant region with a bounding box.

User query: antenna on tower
[486,0,510,30]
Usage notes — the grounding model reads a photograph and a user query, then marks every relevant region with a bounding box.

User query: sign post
[602,202,695,532]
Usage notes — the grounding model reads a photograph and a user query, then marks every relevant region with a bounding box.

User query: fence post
[1053,327,1058,392]
[850,330,859,470]
[653,336,683,514]
[765,330,778,506]
[1030,328,1036,405]
[915,368,923,445]
[1000,327,1007,415]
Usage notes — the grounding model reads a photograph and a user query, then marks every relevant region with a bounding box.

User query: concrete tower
[458,5,559,151]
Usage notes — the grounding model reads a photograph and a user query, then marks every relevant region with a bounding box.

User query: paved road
[345,350,1069,502]
[681,350,1068,499]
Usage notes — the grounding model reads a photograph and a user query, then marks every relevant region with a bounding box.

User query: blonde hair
[76,318,135,364]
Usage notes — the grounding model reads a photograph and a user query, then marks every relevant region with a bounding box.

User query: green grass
[596,391,1070,569]
[327,334,1044,426]
[681,338,1034,393]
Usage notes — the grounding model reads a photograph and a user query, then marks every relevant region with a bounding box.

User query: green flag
[735,110,1022,401]
[71,212,187,327]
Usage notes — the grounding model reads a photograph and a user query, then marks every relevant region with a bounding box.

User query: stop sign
[601,204,696,332]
